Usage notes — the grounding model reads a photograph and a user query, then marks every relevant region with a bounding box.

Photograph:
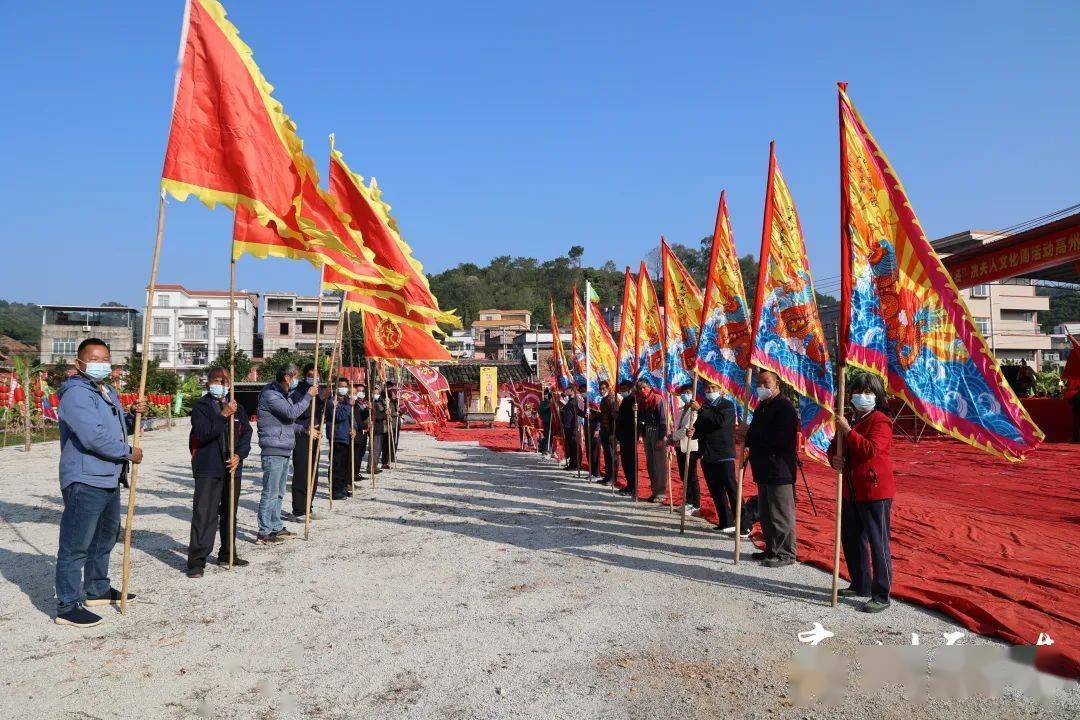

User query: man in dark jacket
[352,383,370,484]
[290,364,326,521]
[186,368,252,577]
[614,381,637,497]
[559,385,584,470]
[743,369,799,567]
[597,380,617,484]
[325,377,356,500]
[636,379,668,502]
[369,383,388,473]
[689,381,740,532]
[54,338,145,627]
[257,364,314,543]
[538,389,553,455]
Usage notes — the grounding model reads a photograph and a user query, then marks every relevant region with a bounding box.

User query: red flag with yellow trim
[352,294,451,362]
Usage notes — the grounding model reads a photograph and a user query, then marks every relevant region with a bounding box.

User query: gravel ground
[0,425,1076,719]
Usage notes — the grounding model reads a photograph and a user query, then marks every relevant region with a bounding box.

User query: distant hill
[0,300,41,346]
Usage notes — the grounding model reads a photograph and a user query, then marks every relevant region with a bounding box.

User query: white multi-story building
[144,284,259,374]
[445,329,475,359]
[262,292,341,354]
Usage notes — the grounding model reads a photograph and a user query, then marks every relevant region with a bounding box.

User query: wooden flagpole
[325,324,344,512]
[120,190,167,614]
[831,364,846,607]
[345,311,356,495]
[678,375,698,534]
[303,264,326,541]
[366,354,376,489]
[226,238,237,567]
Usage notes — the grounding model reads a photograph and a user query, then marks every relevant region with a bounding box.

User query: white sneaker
[721,526,737,534]
[684,504,697,515]
[689,506,701,517]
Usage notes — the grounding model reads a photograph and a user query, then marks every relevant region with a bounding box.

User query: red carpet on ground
[412,422,1079,677]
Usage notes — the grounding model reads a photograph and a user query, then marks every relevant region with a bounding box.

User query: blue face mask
[705,391,721,403]
[680,392,693,405]
[288,378,300,390]
[83,362,111,382]
[208,384,228,399]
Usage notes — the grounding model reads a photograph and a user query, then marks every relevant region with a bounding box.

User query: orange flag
[356,295,451,362]
[328,142,460,328]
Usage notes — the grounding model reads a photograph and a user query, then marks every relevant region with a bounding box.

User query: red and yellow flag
[616,267,638,384]
[587,294,619,406]
[660,238,704,391]
[355,295,451,362]
[634,262,664,390]
[570,290,588,389]
[328,143,460,329]
[549,299,573,390]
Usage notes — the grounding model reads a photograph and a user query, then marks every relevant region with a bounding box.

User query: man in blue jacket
[256,364,315,543]
[186,368,252,577]
[325,376,356,501]
[55,338,145,628]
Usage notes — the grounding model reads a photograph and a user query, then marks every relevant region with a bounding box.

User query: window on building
[152,318,170,336]
[215,318,230,336]
[970,284,990,298]
[155,294,170,307]
[1000,310,1035,323]
[197,301,208,308]
[151,343,170,362]
[1044,352,1059,362]
[974,316,991,336]
[52,338,77,355]
[279,322,290,336]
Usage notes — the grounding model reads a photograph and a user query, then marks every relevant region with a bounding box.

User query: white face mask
[755,386,775,401]
[337,386,349,396]
[851,393,876,413]
[358,391,366,399]
[705,391,721,403]
[82,361,112,382]
[208,384,228,399]
[680,392,693,405]
[374,393,382,401]
[619,391,631,399]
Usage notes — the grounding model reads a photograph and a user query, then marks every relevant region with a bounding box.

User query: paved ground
[0,426,1076,719]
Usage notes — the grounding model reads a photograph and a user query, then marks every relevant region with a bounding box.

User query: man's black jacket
[189,393,252,478]
[693,398,736,463]
[744,394,798,485]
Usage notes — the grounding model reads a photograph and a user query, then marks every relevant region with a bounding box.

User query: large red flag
[354,295,452,362]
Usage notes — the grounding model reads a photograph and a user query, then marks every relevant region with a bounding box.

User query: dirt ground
[0,425,1076,719]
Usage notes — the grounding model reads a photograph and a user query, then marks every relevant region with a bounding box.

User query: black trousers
[187,469,242,570]
[701,459,738,528]
[354,432,369,480]
[675,449,700,507]
[540,418,551,453]
[369,433,385,471]
[599,427,616,481]
[618,436,637,495]
[330,441,352,496]
[381,430,393,466]
[563,429,580,469]
[841,498,893,602]
[587,428,601,476]
[291,434,319,516]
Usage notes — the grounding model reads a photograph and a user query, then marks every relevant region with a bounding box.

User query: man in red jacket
[830,373,895,613]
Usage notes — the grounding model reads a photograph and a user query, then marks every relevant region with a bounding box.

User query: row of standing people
[534,369,897,613]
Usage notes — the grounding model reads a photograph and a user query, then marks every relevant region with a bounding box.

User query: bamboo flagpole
[326,325,344,512]
[226,238,237,567]
[678,374,698,534]
[584,282,593,481]
[345,311,356,495]
[303,264,327,541]
[366,355,376,489]
[120,190,167,614]
[830,364,847,607]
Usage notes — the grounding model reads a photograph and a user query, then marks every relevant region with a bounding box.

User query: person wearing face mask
[385,380,402,459]
[186,368,252,578]
[829,373,895,613]
[54,338,145,627]
[368,383,388,473]
[257,363,316,544]
[614,380,638,496]
[670,383,700,515]
[289,364,327,522]
[559,385,583,471]
[689,382,739,533]
[538,389,553,456]
[352,383,370,483]
[742,369,799,567]
[635,378,668,502]
[597,379,618,484]
[326,377,357,500]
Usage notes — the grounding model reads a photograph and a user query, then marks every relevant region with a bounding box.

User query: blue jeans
[56,482,120,615]
[259,455,290,535]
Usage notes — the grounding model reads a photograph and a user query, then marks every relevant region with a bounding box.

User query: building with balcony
[263,292,341,354]
[933,231,1053,368]
[1048,322,1079,368]
[445,329,475,359]
[145,284,258,374]
[471,309,532,360]
[510,330,572,376]
[39,305,138,366]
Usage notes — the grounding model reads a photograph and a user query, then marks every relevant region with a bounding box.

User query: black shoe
[216,555,249,567]
[617,489,630,496]
[862,599,891,613]
[332,493,347,500]
[256,533,284,545]
[55,606,103,628]
[750,552,772,561]
[837,587,869,598]
[85,588,135,607]
[186,567,204,579]
[763,557,795,568]
[597,479,610,486]
[273,529,297,540]
[381,464,391,470]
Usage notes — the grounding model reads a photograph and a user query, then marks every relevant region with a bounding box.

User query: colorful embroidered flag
[616,267,638,384]
[695,192,754,418]
[660,238,704,392]
[570,290,588,391]
[328,143,460,328]
[549,299,573,390]
[838,84,1043,460]
[751,143,835,464]
[586,295,619,408]
[634,262,665,390]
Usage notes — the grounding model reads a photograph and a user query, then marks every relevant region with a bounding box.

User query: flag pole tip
[837,81,848,91]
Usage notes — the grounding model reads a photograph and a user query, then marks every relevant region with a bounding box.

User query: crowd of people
[50,335,896,628]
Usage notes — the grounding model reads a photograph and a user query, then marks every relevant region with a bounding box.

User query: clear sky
[1,1,1077,308]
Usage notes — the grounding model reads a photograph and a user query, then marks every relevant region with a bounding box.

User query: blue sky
[1,1,1077,307]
